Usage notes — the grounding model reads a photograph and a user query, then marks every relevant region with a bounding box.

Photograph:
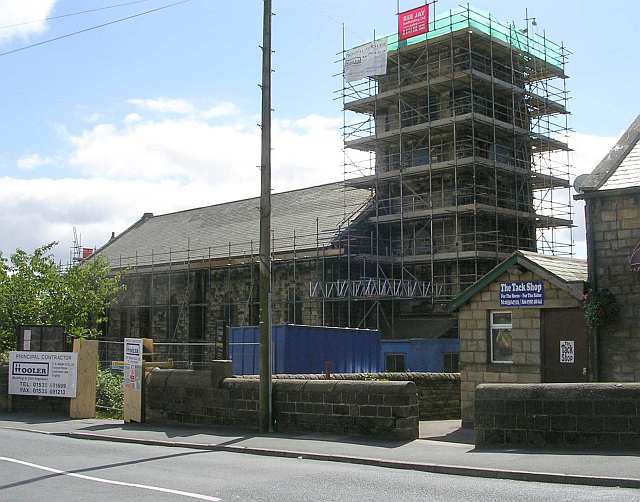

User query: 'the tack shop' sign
[8,351,78,398]
[499,281,544,307]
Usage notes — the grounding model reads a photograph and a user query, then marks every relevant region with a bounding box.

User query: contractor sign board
[344,39,388,82]
[398,5,429,41]
[8,351,78,398]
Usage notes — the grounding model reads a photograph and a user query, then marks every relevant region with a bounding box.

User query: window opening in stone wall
[490,311,513,364]
[443,352,459,372]
[249,301,259,326]
[168,295,179,339]
[189,305,205,363]
[223,303,236,327]
[385,353,406,372]
[120,310,129,338]
[287,287,303,324]
[138,307,150,339]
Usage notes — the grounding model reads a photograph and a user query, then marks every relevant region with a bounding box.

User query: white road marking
[0,456,221,501]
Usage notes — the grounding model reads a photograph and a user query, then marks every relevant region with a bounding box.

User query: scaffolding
[97,4,572,347]
[341,4,572,298]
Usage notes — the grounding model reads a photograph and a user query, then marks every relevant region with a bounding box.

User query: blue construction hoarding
[380,338,459,372]
[229,324,382,375]
[229,324,460,375]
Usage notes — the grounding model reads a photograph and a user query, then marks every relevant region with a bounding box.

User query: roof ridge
[517,249,587,263]
[575,114,640,192]
[149,180,351,219]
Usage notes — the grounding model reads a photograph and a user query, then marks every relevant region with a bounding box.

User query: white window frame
[490,311,513,364]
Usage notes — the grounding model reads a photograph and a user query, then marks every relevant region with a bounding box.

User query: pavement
[4,427,637,502]
[1,413,640,489]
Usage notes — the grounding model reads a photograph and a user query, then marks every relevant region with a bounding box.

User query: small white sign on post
[8,351,78,398]
[560,340,575,364]
[23,330,31,351]
[123,338,143,391]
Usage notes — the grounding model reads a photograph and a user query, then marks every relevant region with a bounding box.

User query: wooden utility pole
[258,0,273,433]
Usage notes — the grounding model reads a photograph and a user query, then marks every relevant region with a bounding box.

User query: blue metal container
[380,338,459,372]
[229,324,381,375]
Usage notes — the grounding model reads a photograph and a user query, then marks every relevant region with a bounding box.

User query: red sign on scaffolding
[398,4,429,41]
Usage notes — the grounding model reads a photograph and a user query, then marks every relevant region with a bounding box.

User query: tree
[0,242,123,352]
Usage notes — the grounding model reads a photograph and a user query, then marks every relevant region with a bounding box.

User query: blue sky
[0,0,636,260]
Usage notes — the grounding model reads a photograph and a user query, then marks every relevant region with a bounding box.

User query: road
[0,428,637,501]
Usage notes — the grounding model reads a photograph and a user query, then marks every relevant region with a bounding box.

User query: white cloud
[201,102,239,119]
[0,177,220,262]
[123,112,142,124]
[127,97,194,114]
[1,102,346,262]
[568,132,617,258]
[0,0,57,44]
[66,110,344,190]
[535,132,617,259]
[86,112,105,124]
[17,153,51,171]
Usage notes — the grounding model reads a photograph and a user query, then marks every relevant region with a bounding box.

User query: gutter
[574,185,640,200]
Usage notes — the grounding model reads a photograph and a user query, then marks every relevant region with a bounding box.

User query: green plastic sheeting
[382,6,565,70]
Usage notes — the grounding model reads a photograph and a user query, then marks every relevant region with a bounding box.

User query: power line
[0,0,156,31]
[0,0,193,58]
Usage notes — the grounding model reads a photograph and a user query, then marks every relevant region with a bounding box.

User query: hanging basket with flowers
[583,288,619,328]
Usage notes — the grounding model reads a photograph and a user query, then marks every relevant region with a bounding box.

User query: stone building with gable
[574,114,640,382]
[448,250,588,424]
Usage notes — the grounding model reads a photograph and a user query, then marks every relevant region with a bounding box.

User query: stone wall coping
[238,372,460,382]
[477,383,640,400]
[222,377,417,394]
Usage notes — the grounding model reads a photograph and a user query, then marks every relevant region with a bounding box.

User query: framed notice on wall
[8,351,78,398]
[560,340,575,364]
[123,338,143,391]
[499,281,544,307]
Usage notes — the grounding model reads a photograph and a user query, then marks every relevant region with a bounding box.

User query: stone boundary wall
[0,363,68,415]
[259,372,460,421]
[0,365,8,412]
[145,365,419,439]
[475,383,640,449]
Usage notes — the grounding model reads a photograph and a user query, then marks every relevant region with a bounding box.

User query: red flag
[398,5,429,41]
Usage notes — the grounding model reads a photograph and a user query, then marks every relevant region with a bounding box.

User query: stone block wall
[0,363,69,415]
[475,383,640,449]
[459,269,581,425]
[585,192,640,381]
[0,365,8,412]
[266,372,460,421]
[272,379,418,439]
[110,261,326,343]
[145,365,419,439]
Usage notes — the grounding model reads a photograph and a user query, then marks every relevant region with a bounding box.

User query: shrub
[96,367,123,418]
[584,288,619,328]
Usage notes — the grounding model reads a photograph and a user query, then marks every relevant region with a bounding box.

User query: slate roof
[448,250,587,312]
[517,250,588,284]
[574,114,640,196]
[92,182,372,269]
